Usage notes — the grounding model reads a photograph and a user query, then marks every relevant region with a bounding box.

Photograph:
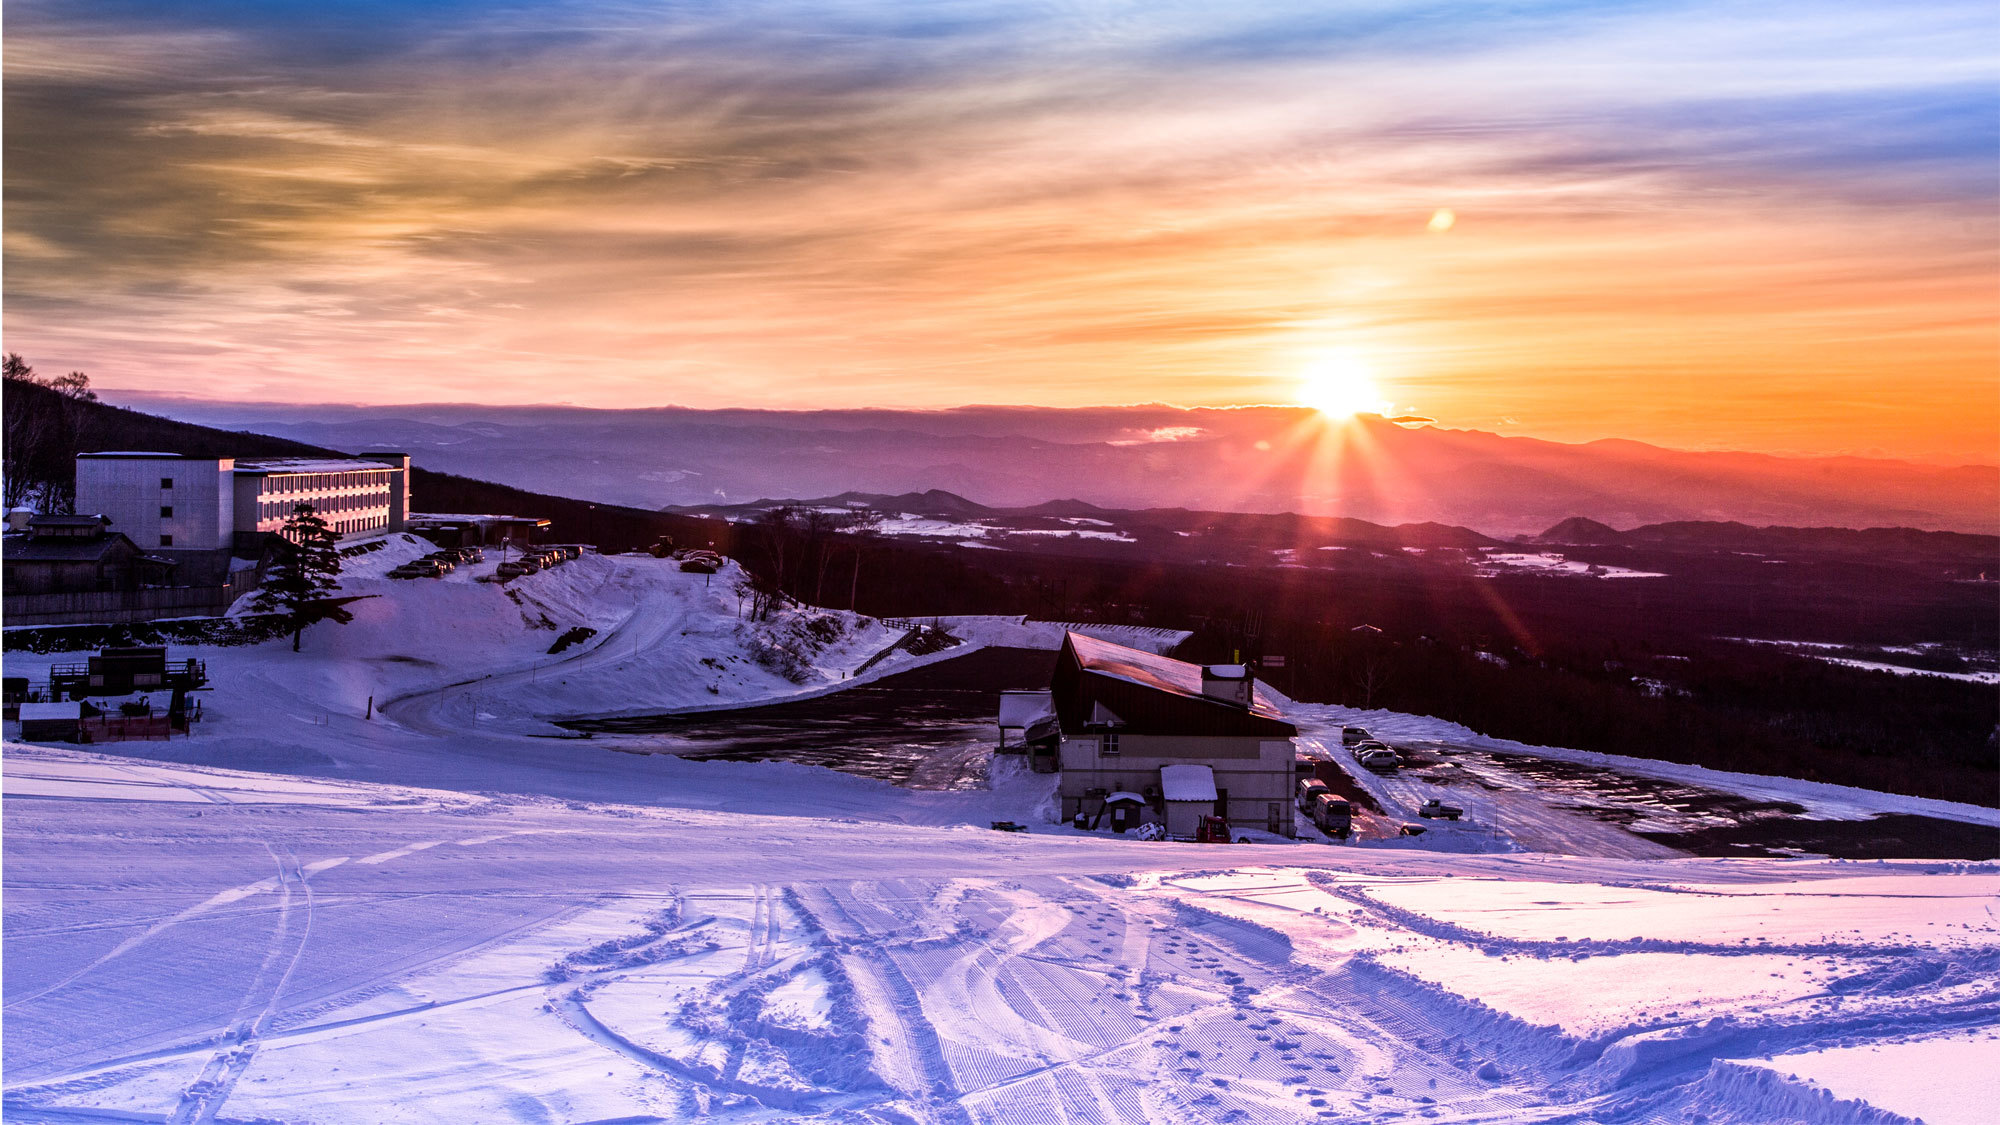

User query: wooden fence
[3,572,261,627]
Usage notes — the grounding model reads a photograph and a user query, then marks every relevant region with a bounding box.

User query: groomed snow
[1356,873,2000,949]
[10,747,1992,1124]
[1736,1030,2000,1125]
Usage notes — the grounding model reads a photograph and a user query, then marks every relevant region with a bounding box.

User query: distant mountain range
[110,398,2000,536]
[668,488,1999,565]
[1534,515,1997,560]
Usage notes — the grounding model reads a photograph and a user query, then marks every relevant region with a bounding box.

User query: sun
[1298,356,1391,419]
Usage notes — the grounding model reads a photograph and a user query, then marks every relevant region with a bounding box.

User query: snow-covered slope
[4,746,1993,1125]
[4,540,1996,1124]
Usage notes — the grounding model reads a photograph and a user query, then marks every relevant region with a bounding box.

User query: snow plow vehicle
[1193,815,1237,844]
[1417,798,1463,820]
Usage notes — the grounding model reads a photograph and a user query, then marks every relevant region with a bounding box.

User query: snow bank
[1733,1031,2000,1125]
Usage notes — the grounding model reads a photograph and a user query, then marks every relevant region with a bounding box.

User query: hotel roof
[235,457,401,475]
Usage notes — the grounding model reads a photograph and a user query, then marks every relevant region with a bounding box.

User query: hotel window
[160,506,173,518]
[160,477,174,489]
[1101,733,1120,755]
[159,534,173,546]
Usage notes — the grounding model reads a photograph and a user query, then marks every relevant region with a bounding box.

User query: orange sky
[5,1,1996,462]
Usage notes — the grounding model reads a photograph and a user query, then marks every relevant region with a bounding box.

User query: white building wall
[75,455,234,551]
[1056,733,1297,836]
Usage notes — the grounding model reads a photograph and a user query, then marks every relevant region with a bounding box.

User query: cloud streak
[4,0,1995,460]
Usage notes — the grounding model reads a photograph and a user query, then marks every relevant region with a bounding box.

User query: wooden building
[1049,632,1299,837]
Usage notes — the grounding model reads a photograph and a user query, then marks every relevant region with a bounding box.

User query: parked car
[496,560,535,578]
[1357,748,1399,772]
[1313,794,1353,838]
[1417,798,1463,821]
[390,561,444,579]
[1341,726,1372,746]
[1353,739,1392,754]
[1297,777,1330,813]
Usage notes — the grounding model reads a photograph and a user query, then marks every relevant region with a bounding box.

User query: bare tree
[757,505,799,595]
[2,354,98,511]
[801,507,836,604]
[1351,651,1395,709]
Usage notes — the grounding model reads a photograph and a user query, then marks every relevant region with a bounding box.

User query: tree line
[3,354,99,512]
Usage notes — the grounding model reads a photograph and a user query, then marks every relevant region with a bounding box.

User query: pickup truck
[1417,798,1463,820]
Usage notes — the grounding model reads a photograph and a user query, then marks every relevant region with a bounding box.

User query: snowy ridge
[1681,1060,1921,1125]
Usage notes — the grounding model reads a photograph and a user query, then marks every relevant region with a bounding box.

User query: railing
[83,714,179,742]
[46,658,207,695]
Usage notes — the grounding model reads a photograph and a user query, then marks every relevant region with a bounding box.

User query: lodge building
[1032,632,1300,838]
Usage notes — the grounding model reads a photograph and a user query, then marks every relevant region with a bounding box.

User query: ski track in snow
[5,544,1997,1123]
[5,762,1995,1125]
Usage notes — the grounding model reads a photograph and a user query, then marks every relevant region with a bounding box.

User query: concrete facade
[233,459,402,540]
[75,454,235,552]
[76,452,411,551]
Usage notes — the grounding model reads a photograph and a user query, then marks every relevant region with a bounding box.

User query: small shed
[18,701,86,743]
[1160,764,1219,838]
[1101,790,1148,834]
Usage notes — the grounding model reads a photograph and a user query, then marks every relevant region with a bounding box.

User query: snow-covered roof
[1202,664,1249,679]
[1105,791,1147,805]
[408,513,551,525]
[237,458,400,475]
[997,690,1056,728]
[1064,632,1285,721]
[1160,764,1218,802]
[77,451,187,458]
[19,701,82,721]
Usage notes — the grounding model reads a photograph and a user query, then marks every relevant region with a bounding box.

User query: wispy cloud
[4,0,1995,460]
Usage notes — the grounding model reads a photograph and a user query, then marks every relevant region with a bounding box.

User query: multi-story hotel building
[75,452,411,553]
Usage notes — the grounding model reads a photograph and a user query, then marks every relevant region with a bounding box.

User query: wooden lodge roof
[1052,632,1296,739]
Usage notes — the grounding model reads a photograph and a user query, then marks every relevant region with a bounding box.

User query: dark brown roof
[3,532,138,563]
[1053,632,1296,739]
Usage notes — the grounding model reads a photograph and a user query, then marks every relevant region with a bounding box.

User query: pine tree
[252,504,346,652]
